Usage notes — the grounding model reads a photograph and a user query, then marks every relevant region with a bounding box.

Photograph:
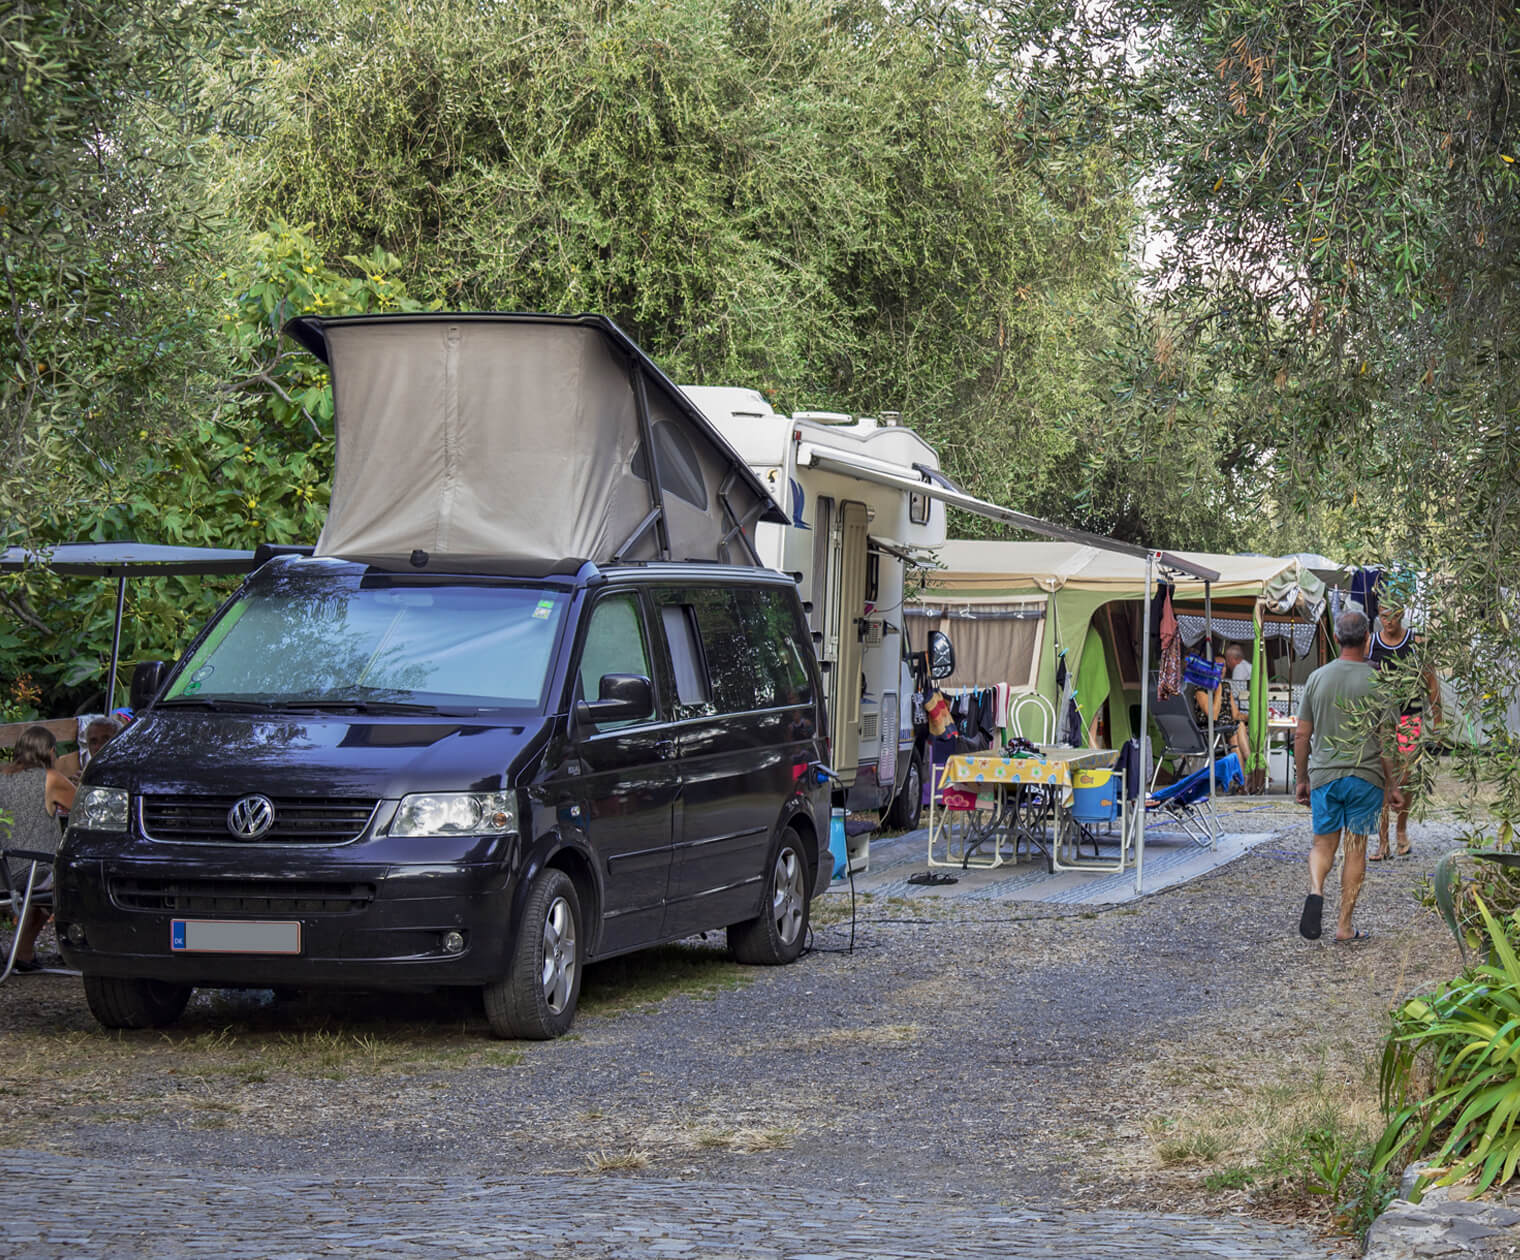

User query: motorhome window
[577,595,653,728]
[736,588,813,707]
[162,582,567,708]
[631,421,708,510]
[660,605,710,712]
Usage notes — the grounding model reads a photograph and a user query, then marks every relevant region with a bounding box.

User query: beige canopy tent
[908,539,1336,750]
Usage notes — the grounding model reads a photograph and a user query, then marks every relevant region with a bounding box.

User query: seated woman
[1,725,77,972]
[1192,678,1252,772]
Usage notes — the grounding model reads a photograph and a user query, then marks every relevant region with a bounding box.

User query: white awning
[796,445,1220,582]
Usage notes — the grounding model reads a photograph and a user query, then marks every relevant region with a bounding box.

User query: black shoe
[11,957,43,973]
[1299,894,1324,941]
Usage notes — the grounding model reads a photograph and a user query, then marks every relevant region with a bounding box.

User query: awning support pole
[1205,580,1217,849]
[1136,552,1154,894]
[106,575,127,712]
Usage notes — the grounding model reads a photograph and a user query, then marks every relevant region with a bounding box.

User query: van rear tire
[729,827,810,965]
[83,975,192,1029]
[484,869,582,1040]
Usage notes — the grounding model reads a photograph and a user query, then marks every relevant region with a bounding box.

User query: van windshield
[163,578,569,711]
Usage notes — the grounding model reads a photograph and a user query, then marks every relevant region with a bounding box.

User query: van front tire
[729,827,810,965]
[484,869,582,1040]
[83,975,192,1029]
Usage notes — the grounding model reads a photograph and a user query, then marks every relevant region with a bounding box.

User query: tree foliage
[230,0,1160,532]
[0,224,421,717]
[0,0,262,540]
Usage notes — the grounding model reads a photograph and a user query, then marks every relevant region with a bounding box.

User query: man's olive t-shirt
[1301,658,1387,791]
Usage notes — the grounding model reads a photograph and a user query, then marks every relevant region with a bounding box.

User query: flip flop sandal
[1395,850,1414,860]
[1299,893,1324,940]
[1367,852,1392,862]
[1334,929,1371,944]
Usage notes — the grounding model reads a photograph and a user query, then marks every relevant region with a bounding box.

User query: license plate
[170,919,302,954]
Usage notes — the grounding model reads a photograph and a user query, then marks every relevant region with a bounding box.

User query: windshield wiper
[156,698,273,712]
[277,698,449,715]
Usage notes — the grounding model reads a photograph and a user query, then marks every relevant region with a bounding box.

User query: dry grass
[689,1126,797,1153]
[584,1148,650,1173]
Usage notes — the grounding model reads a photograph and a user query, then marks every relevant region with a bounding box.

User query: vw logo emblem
[227,795,275,839]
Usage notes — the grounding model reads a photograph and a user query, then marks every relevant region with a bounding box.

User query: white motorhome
[684,387,952,835]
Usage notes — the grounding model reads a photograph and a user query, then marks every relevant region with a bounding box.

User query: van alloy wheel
[541,894,576,1014]
[484,867,582,1039]
[772,848,806,947]
[729,826,811,965]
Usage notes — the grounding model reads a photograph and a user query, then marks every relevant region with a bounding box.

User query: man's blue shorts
[1311,775,1385,836]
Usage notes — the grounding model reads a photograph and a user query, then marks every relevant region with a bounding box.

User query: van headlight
[72,786,130,831]
[390,792,518,837]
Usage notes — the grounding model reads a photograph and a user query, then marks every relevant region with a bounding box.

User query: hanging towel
[1349,567,1381,622]
[1157,586,1183,699]
[993,682,1011,730]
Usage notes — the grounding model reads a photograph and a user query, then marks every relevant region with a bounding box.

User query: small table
[927,748,1117,873]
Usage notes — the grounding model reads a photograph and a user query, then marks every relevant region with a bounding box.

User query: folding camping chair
[1147,679,1211,785]
[1145,752,1243,848]
[1051,764,1132,872]
[927,736,1011,869]
[2,843,77,982]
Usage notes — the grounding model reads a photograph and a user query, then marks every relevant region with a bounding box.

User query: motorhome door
[824,501,870,785]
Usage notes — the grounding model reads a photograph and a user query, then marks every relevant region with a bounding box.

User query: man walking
[1296,610,1404,942]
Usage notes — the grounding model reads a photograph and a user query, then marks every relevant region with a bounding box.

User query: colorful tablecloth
[939,754,1074,790]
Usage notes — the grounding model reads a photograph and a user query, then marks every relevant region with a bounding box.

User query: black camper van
[54,311,833,1039]
[55,557,830,1038]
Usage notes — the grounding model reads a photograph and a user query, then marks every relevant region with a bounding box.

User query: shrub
[1375,895,1520,1196]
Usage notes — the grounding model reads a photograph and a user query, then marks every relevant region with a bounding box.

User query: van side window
[649,587,757,716]
[578,594,653,727]
[661,604,711,717]
[736,588,813,708]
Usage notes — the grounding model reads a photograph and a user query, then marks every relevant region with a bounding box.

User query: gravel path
[0,799,1477,1256]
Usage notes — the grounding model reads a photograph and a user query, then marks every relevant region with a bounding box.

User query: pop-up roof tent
[908,540,1338,752]
[283,313,787,568]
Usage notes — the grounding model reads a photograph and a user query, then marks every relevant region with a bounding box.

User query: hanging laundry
[1349,567,1381,621]
[976,688,997,741]
[993,682,1012,730]
[1157,585,1183,699]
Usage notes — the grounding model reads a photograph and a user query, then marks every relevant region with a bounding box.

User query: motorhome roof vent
[880,411,901,427]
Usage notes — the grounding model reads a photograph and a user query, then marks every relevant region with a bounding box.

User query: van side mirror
[928,630,955,680]
[130,660,169,710]
[575,673,654,727]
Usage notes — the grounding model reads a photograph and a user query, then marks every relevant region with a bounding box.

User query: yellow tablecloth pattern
[939,754,1073,790]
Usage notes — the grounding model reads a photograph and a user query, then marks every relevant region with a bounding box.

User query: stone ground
[0,796,1506,1257]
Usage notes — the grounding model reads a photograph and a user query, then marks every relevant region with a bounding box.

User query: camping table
[928,748,1114,873]
[1267,717,1298,793]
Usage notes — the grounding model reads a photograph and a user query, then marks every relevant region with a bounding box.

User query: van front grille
[140,795,378,844]
[110,877,375,916]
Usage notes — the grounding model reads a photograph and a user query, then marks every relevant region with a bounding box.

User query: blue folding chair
[1146,752,1241,847]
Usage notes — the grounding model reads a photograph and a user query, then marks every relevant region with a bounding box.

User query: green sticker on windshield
[532,599,554,620]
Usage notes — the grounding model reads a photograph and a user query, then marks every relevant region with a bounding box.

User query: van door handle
[655,739,677,761]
